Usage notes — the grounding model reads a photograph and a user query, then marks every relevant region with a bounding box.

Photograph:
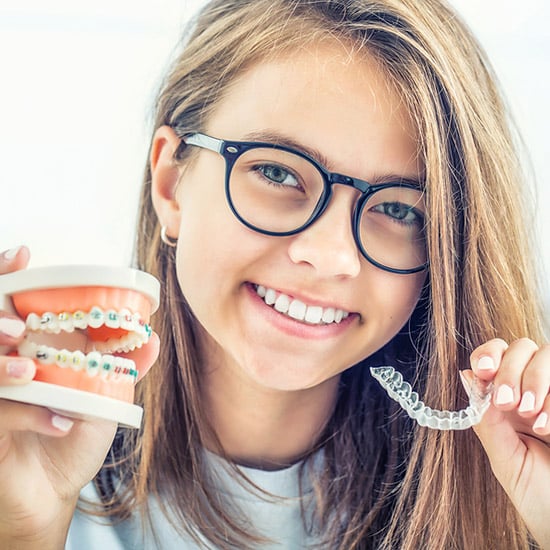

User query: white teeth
[88,307,104,329]
[288,299,307,321]
[105,310,120,329]
[71,350,86,371]
[321,307,335,323]
[119,309,134,331]
[255,285,350,325]
[73,311,87,330]
[265,288,277,305]
[274,294,290,313]
[305,305,323,324]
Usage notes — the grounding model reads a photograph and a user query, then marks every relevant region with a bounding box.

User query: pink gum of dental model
[0,265,160,428]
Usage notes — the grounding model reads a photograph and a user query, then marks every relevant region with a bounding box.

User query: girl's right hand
[0,247,118,548]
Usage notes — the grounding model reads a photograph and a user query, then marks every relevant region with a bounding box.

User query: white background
[0,1,548,311]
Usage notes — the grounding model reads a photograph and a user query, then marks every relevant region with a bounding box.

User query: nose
[287,186,361,278]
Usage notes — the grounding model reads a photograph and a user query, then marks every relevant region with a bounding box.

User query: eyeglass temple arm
[183,133,224,153]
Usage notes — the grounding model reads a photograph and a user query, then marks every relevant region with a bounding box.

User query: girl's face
[161,44,426,392]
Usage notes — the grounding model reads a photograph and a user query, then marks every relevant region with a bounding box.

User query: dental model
[370,366,493,430]
[0,265,160,428]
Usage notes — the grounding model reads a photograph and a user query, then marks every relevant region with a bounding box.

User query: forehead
[204,42,423,182]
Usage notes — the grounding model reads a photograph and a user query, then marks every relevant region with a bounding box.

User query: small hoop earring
[160,226,178,248]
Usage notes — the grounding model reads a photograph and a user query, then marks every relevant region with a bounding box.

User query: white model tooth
[288,299,307,321]
[342,311,349,319]
[334,309,344,323]
[321,307,335,323]
[58,312,74,333]
[72,310,87,330]
[17,338,35,358]
[264,288,277,305]
[88,307,105,329]
[86,351,102,376]
[26,313,41,330]
[71,350,86,371]
[41,312,59,333]
[54,349,71,368]
[305,305,323,324]
[111,357,122,379]
[93,340,108,353]
[119,309,133,331]
[274,294,291,313]
[123,358,136,375]
[105,310,120,329]
[121,334,138,352]
[256,285,267,298]
[100,354,115,380]
[36,345,55,364]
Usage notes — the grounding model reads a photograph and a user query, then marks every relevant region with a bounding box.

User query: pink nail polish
[0,317,26,338]
[495,384,514,405]
[477,356,495,371]
[3,246,22,261]
[533,412,548,431]
[51,415,74,432]
[7,358,35,379]
[518,391,536,413]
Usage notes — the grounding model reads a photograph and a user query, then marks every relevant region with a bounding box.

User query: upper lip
[252,282,356,314]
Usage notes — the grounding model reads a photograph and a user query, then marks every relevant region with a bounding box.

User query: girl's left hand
[463,338,550,549]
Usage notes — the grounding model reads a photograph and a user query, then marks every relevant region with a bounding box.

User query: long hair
[96,1,547,548]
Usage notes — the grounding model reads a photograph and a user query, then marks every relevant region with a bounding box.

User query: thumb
[460,369,524,487]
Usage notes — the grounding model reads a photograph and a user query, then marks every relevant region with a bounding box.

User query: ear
[150,125,184,239]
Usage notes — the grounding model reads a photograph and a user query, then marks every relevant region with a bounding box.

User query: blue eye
[257,164,300,187]
[374,202,423,225]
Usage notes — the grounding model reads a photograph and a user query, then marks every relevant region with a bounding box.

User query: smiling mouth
[254,284,350,325]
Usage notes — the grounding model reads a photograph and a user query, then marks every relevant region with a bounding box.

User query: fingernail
[51,415,74,432]
[495,384,514,405]
[533,412,548,431]
[0,317,26,338]
[518,391,536,413]
[477,356,495,371]
[7,358,36,379]
[3,246,22,261]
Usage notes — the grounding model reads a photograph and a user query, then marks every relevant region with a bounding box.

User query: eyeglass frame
[181,132,429,275]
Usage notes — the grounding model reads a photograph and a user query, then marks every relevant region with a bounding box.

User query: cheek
[374,271,426,326]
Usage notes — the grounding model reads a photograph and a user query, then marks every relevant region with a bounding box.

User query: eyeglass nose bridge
[304,172,372,246]
[327,172,372,194]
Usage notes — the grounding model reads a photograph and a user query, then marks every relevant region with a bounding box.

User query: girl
[1,0,549,548]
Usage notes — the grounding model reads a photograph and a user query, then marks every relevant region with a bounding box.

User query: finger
[490,338,540,411]
[0,314,27,346]
[532,393,550,437]
[0,245,30,274]
[0,356,36,385]
[0,399,74,445]
[122,332,160,382]
[470,338,509,381]
[517,344,550,420]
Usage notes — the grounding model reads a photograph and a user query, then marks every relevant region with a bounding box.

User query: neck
[202,348,340,471]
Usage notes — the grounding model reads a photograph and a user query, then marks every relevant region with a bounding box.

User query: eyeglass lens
[227,147,427,272]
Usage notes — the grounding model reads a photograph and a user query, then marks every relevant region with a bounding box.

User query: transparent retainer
[370,366,493,430]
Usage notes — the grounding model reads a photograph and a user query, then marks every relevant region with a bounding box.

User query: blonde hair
[96,1,547,548]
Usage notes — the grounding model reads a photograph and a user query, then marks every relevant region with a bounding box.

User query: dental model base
[370,366,493,430]
[0,265,160,428]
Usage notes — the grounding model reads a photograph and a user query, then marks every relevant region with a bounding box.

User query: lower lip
[245,283,356,340]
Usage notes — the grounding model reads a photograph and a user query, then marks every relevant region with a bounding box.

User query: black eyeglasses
[182,132,428,274]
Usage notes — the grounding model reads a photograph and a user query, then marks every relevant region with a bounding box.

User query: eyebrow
[239,129,424,188]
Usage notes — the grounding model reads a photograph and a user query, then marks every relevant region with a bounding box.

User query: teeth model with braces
[0,265,160,428]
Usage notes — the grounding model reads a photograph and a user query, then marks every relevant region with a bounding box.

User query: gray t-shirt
[66,453,321,549]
